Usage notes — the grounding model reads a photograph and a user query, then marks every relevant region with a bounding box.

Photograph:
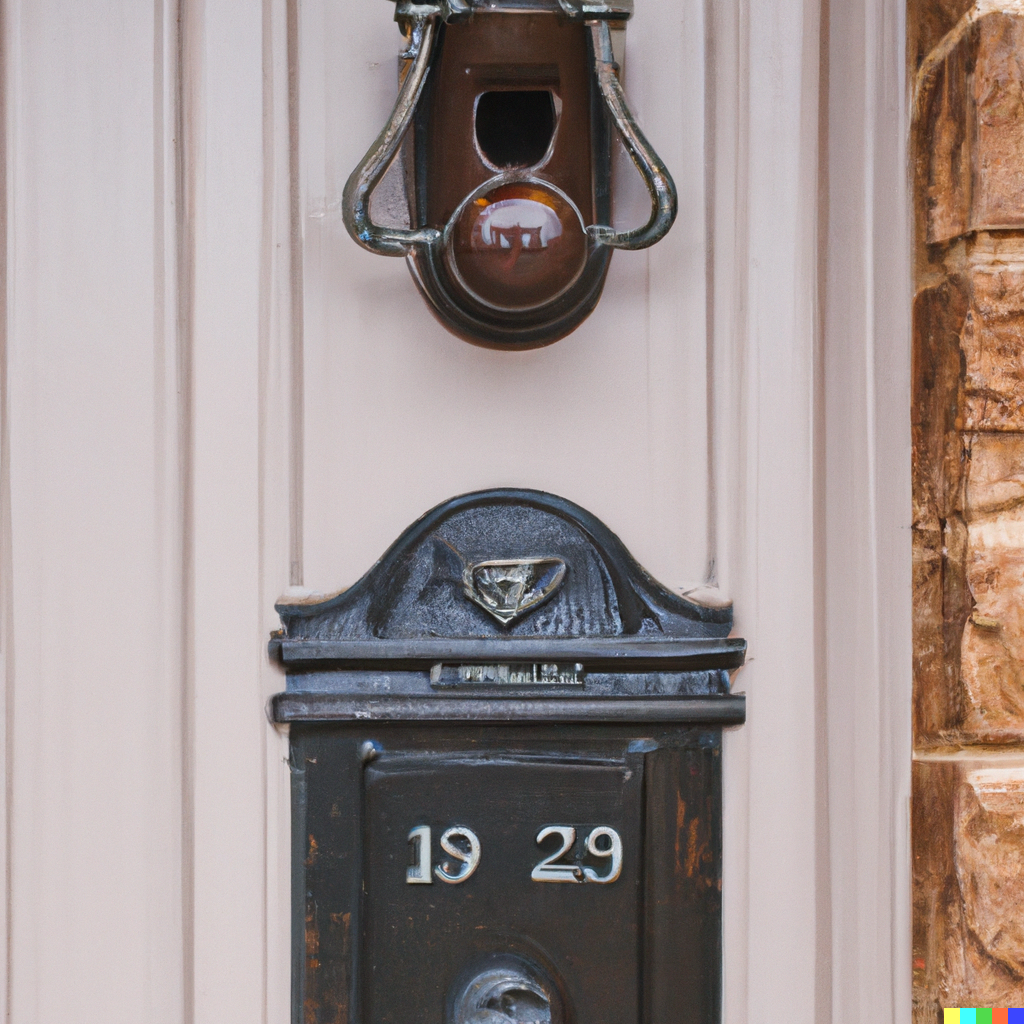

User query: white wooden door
[0,0,910,1021]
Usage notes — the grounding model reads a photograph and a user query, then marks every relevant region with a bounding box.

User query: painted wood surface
[0,0,909,1021]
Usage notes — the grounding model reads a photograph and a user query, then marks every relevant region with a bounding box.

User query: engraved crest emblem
[463,558,567,625]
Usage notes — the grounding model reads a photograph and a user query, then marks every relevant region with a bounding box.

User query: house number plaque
[406,824,624,885]
[271,488,746,1024]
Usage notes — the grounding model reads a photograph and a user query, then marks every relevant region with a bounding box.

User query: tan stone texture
[912,275,970,740]
[909,0,973,73]
[911,245,1024,738]
[913,3,1024,1016]
[921,28,974,245]
[960,437,1024,739]
[914,526,953,739]
[913,276,967,517]
[961,244,1024,431]
[972,15,1024,231]
[913,759,962,1023]
[964,431,1024,519]
[956,766,1024,973]
[919,13,1024,245]
[913,761,1024,1021]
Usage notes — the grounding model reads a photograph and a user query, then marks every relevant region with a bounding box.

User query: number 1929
[406,824,623,885]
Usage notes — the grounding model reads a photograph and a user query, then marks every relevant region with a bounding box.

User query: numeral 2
[531,826,580,882]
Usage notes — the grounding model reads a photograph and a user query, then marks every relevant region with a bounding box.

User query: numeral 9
[582,826,622,883]
[435,827,481,883]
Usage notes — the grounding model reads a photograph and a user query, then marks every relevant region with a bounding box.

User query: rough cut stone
[913,3,1024,1017]
[960,244,1024,430]
[913,759,959,1024]
[913,760,1024,1020]
[959,428,1024,739]
[913,274,970,740]
[922,31,974,245]
[909,0,974,73]
[914,277,968,516]
[972,15,1024,230]
[956,766,1024,974]
[964,432,1024,519]
[961,507,1024,739]
[914,527,949,739]
[921,13,1024,245]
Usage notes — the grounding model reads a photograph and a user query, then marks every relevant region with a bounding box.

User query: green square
[977,1011,993,1024]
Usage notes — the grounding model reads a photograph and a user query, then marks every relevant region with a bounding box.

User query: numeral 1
[406,825,432,884]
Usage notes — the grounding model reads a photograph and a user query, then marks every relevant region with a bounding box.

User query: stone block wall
[913,3,1024,1018]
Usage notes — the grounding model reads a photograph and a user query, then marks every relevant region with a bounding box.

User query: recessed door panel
[362,752,644,1024]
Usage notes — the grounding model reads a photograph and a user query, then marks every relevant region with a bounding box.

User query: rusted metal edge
[270,636,747,670]
[271,692,747,724]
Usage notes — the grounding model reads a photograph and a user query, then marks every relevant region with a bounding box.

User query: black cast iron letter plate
[270,488,746,1024]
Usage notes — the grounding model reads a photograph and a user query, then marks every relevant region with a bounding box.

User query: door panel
[297,0,711,595]
[0,0,910,1021]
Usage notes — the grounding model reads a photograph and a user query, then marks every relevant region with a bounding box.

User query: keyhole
[450,958,561,1024]
[475,90,557,169]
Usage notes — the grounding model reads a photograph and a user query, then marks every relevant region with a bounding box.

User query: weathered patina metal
[271,489,744,1024]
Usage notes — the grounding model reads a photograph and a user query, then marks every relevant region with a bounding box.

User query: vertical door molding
[3,2,189,1021]
[259,0,302,1018]
[0,0,9,1015]
[1,0,298,1020]
[822,0,912,1019]
[179,0,295,1019]
[708,0,827,1019]
[710,0,912,1018]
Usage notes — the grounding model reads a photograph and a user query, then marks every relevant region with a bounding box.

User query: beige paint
[0,0,909,1022]
[299,3,712,594]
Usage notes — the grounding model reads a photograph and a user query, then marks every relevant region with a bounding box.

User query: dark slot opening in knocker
[475,90,557,169]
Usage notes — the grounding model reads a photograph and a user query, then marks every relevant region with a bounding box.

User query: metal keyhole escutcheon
[450,958,560,1024]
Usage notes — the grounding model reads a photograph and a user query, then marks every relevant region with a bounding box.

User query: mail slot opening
[475,90,557,169]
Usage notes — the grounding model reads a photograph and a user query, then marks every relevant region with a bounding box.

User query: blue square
[1008,1010,1024,1023]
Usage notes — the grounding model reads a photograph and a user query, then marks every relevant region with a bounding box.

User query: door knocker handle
[341,1,680,347]
[342,14,442,257]
[586,19,677,250]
